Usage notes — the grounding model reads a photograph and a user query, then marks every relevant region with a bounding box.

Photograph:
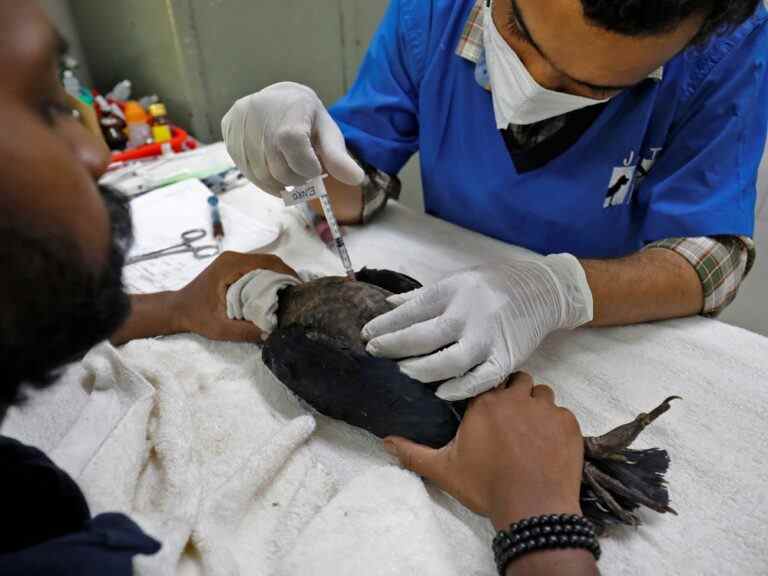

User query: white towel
[226,270,301,333]
[5,316,768,575]
[276,466,459,576]
[1,361,91,454]
[4,338,338,576]
[3,192,768,575]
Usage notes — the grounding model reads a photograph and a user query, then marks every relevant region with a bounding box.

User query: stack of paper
[123,179,282,293]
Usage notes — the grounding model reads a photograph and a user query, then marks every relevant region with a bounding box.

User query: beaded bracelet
[492,514,601,575]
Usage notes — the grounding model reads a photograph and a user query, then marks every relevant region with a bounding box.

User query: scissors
[126,229,220,265]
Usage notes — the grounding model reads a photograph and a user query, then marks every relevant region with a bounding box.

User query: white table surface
[4,143,766,575]
[213,153,768,574]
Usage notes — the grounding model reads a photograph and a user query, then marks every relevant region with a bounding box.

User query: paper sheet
[124,179,282,293]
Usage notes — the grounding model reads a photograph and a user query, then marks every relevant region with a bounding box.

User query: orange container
[110,126,198,163]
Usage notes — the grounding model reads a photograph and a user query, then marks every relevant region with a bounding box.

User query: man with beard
[0,3,596,575]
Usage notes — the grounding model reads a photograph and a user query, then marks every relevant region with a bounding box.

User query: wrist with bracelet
[354,155,401,224]
[492,514,601,575]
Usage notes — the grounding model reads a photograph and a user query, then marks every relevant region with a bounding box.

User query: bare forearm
[505,549,599,576]
[493,505,599,576]
[110,292,183,346]
[310,175,363,224]
[582,247,703,326]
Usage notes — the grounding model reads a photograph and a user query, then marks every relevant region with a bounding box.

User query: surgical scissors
[126,229,220,265]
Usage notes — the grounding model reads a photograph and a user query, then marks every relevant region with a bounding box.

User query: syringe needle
[282,175,357,280]
[317,186,356,280]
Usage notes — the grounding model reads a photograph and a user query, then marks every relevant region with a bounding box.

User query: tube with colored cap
[207,195,225,252]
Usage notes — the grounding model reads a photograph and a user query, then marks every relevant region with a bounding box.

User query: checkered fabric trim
[646,236,756,316]
[456,0,485,63]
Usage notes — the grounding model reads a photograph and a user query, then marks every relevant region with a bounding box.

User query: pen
[207,195,225,252]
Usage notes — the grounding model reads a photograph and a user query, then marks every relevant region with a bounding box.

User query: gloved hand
[362,255,594,401]
[221,82,365,196]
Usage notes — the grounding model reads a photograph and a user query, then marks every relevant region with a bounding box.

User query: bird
[262,268,678,531]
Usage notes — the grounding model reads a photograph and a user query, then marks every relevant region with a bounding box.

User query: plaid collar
[456,0,664,88]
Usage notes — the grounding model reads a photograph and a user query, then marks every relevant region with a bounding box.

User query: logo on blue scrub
[604,148,663,208]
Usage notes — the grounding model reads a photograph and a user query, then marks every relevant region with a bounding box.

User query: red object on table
[110,126,198,163]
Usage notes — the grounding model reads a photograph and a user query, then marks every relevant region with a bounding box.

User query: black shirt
[0,436,160,574]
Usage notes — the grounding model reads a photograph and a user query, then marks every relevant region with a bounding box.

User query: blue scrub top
[330,0,768,259]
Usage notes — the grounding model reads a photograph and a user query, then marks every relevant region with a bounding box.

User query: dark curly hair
[580,0,761,42]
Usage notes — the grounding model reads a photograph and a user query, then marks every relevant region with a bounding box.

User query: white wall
[759,143,768,219]
[720,142,768,336]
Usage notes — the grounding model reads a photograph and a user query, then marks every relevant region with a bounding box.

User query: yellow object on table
[149,102,172,143]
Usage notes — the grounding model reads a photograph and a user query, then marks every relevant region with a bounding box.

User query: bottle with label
[149,102,172,143]
[62,70,81,99]
[107,79,132,102]
[100,112,128,150]
[124,101,153,149]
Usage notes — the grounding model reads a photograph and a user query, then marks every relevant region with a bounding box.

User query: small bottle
[107,79,132,102]
[124,100,152,148]
[139,94,159,110]
[100,112,128,151]
[62,70,81,99]
[149,102,172,143]
[97,94,127,150]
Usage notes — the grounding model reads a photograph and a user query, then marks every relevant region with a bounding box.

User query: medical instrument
[298,202,336,248]
[316,183,355,280]
[104,165,239,199]
[284,175,355,280]
[207,195,225,251]
[126,228,219,265]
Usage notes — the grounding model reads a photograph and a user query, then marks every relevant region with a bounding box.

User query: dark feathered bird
[262,268,678,531]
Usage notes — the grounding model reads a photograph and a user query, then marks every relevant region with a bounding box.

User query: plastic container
[124,101,152,149]
[62,70,81,99]
[107,79,132,102]
[110,126,198,163]
[149,102,172,143]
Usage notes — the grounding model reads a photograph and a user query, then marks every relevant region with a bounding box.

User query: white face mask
[483,1,609,128]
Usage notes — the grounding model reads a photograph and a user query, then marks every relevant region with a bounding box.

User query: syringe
[284,175,356,280]
[316,183,356,281]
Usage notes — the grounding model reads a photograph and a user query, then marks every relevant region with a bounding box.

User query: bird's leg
[583,463,640,526]
[584,396,681,460]
[584,462,676,515]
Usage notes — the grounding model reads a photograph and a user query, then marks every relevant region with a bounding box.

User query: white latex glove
[221,82,365,196]
[226,269,301,333]
[361,255,594,401]
[226,268,317,333]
